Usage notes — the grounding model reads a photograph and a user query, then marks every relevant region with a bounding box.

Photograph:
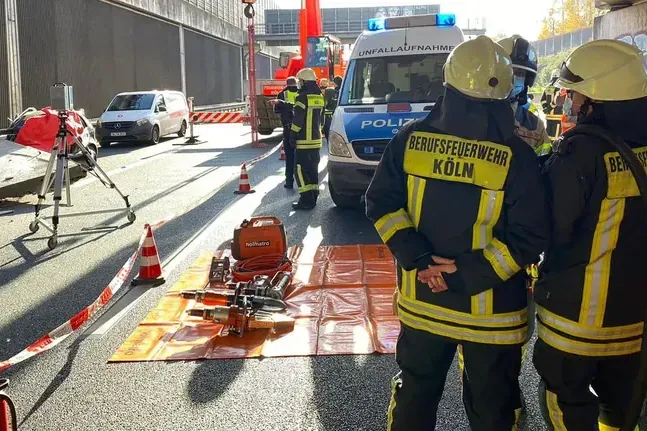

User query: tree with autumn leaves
[538,0,602,39]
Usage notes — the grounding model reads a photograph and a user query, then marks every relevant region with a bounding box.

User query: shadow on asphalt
[184,159,389,427]
[0,145,275,364]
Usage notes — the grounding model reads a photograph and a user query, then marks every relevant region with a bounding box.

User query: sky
[276,0,554,40]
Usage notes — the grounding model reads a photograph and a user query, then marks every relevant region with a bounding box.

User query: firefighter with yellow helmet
[534,39,647,431]
[366,35,549,430]
[498,35,553,157]
[290,68,325,210]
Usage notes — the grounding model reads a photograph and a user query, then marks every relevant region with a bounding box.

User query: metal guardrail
[88,101,246,126]
[193,102,246,112]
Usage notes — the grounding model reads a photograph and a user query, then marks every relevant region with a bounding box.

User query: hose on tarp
[559,125,647,431]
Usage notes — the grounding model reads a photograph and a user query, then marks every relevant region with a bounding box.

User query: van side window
[156,96,166,111]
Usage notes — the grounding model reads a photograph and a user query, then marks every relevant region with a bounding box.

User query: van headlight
[136,118,150,126]
[328,131,352,158]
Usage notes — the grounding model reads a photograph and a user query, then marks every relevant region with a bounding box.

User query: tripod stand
[28,110,136,250]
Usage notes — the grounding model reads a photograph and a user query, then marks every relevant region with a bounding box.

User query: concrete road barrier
[0,139,84,199]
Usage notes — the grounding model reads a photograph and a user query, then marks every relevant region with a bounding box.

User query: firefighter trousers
[456,293,535,428]
[295,148,320,206]
[282,124,295,186]
[533,338,640,431]
[388,324,522,431]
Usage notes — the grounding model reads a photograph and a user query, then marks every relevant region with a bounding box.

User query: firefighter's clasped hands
[418,256,457,293]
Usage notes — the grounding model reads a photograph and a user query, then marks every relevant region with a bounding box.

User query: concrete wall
[184,28,243,105]
[595,2,647,52]
[2,0,278,123]
[18,0,183,119]
[111,0,244,46]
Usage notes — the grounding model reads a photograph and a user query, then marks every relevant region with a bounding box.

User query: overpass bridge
[255,5,486,47]
[255,22,487,46]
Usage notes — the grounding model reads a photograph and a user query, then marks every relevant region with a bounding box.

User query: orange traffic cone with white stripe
[132,224,165,286]
[279,144,286,161]
[234,163,255,195]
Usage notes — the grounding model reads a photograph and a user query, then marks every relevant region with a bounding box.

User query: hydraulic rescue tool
[556,125,647,431]
[187,305,294,337]
[231,217,287,261]
[181,274,291,311]
[209,256,231,284]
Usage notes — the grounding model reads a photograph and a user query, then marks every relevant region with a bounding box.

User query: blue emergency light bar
[367,13,456,31]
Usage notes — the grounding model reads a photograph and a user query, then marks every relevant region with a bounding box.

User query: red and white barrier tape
[0,230,147,374]
[192,112,242,124]
[0,139,281,374]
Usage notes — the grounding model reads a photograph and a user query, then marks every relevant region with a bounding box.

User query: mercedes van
[327,14,464,207]
[97,90,189,147]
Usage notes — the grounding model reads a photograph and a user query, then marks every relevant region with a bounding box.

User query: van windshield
[107,94,155,111]
[345,53,448,105]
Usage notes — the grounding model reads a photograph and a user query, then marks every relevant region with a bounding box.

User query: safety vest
[285,90,298,104]
[560,114,576,134]
[536,134,647,357]
[290,92,324,150]
[365,121,549,346]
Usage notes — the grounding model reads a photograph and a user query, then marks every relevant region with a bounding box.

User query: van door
[155,95,171,135]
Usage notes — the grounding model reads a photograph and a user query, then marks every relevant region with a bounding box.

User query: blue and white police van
[327,13,464,207]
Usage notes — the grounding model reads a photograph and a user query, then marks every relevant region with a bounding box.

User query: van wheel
[329,180,362,209]
[99,140,111,148]
[177,121,187,137]
[149,125,160,145]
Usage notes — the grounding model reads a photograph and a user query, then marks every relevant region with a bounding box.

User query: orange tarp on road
[110,245,400,363]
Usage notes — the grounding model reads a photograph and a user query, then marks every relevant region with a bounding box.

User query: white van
[97,90,189,147]
[327,14,464,207]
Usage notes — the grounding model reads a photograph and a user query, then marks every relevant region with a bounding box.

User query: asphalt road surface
[0,126,644,430]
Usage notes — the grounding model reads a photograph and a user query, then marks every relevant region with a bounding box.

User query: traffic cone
[234,163,256,195]
[279,144,286,161]
[132,224,165,287]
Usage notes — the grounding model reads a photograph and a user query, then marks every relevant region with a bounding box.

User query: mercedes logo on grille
[115,123,121,129]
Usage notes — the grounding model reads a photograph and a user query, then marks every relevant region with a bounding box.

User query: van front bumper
[96,122,154,142]
[327,160,377,195]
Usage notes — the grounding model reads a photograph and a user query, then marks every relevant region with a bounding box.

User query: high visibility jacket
[537,126,647,357]
[513,102,553,157]
[290,84,324,150]
[274,86,299,124]
[366,119,549,345]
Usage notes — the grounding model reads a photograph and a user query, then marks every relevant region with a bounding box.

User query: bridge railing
[255,21,369,35]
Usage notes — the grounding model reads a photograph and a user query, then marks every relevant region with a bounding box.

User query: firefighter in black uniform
[271,77,299,189]
[291,68,324,210]
[365,35,549,431]
[533,39,647,431]
[322,76,342,142]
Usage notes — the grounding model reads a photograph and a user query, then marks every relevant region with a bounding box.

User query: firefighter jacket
[274,86,299,125]
[290,82,324,150]
[536,99,647,358]
[512,101,553,156]
[366,92,549,346]
[324,87,337,116]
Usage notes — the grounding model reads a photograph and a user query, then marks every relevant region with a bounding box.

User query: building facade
[0,0,282,125]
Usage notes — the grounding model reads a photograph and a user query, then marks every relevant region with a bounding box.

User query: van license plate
[111,132,126,137]
[364,147,375,154]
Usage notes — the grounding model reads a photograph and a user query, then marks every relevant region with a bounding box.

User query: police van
[327,14,464,207]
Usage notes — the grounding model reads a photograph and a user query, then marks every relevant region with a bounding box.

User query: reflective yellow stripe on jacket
[285,90,298,104]
[296,94,324,149]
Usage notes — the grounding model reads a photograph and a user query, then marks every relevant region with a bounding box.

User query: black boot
[292,197,315,210]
